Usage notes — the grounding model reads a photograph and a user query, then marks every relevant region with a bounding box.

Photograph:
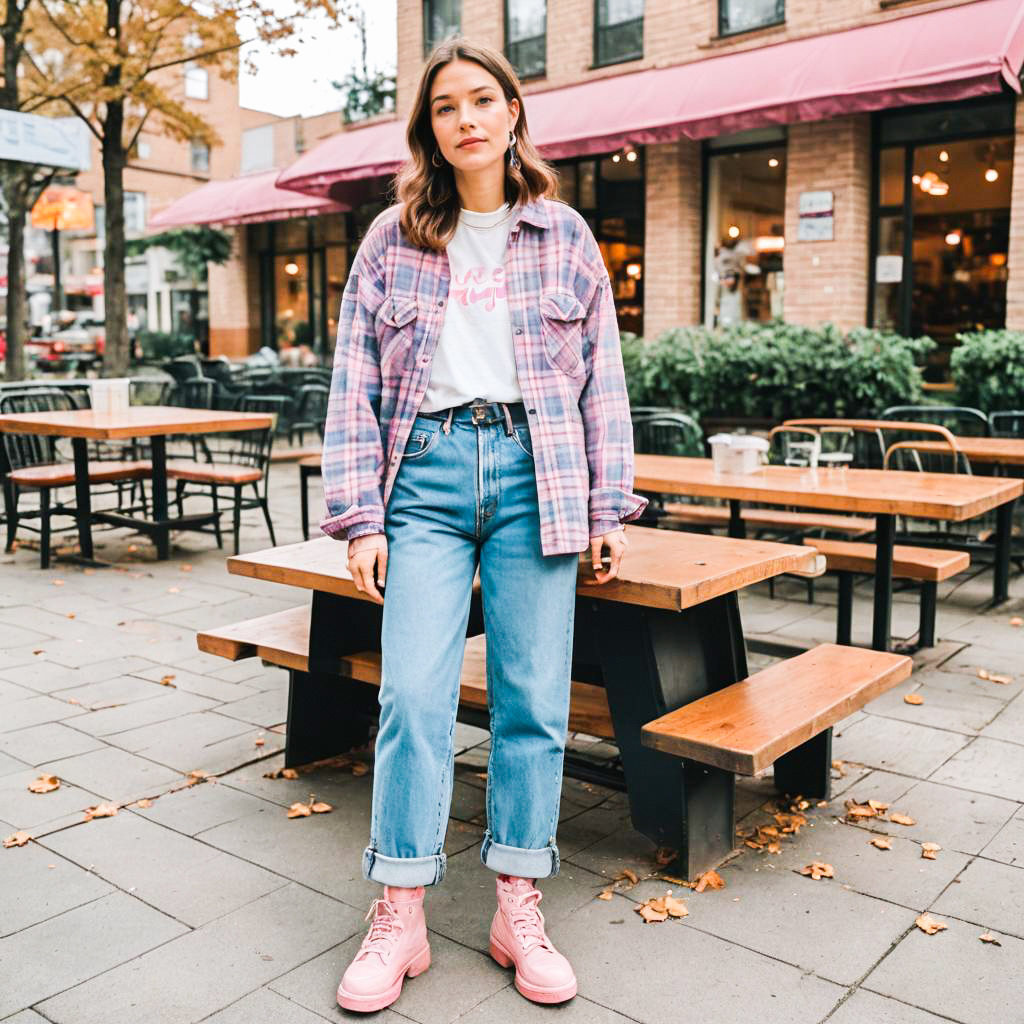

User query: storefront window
[872,98,1014,377]
[555,147,645,335]
[703,133,786,328]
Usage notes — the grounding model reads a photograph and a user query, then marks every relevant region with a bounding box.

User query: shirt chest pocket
[375,294,419,376]
[539,288,587,377]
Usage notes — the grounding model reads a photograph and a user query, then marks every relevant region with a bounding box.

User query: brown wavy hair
[395,39,560,251]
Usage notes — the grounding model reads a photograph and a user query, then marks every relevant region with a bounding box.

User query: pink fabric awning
[148,169,348,228]
[278,0,1024,200]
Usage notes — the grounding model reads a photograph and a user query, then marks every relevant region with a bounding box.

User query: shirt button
[437,300,444,307]
[515,328,523,335]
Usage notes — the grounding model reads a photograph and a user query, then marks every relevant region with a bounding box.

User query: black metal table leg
[774,728,832,799]
[728,499,745,539]
[150,434,170,560]
[993,498,1016,605]
[71,437,94,560]
[872,513,895,652]
[589,592,748,878]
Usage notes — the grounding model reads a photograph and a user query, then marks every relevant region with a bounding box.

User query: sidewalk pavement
[1,461,1022,1023]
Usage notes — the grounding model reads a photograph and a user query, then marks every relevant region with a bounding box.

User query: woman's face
[428,59,519,175]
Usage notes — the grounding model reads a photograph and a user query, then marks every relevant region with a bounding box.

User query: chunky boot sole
[489,937,578,1004]
[337,943,431,1013]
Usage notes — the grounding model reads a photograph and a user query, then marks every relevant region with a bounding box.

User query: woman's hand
[584,528,627,585]
[347,533,388,604]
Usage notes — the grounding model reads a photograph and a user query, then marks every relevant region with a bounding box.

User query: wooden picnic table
[889,436,1024,467]
[0,407,273,561]
[223,526,821,874]
[634,455,1023,651]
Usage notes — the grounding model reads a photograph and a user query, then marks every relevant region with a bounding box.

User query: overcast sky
[239,2,397,117]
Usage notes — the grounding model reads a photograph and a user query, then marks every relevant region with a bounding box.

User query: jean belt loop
[442,406,454,435]
[501,402,514,437]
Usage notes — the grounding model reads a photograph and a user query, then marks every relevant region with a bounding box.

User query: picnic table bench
[197,527,911,877]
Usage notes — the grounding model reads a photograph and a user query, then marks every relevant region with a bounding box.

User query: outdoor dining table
[221,525,821,875]
[634,455,1023,652]
[0,406,273,562]
[888,435,1024,468]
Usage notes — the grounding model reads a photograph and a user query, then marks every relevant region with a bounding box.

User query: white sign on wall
[797,189,835,242]
[0,111,91,171]
[875,255,904,283]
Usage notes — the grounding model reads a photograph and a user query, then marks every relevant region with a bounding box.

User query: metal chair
[990,411,1024,438]
[289,384,329,445]
[632,412,704,457]
[882,405,991,437]
[130,378,173,406]
[178,378,216,409]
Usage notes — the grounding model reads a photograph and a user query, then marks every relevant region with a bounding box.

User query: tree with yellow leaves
[24,0,353,375]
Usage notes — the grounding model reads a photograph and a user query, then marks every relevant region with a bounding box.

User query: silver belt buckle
[470,403,488,424]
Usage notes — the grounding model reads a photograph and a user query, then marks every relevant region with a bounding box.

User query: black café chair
[882,405,991,438]
[990,411,1024,438]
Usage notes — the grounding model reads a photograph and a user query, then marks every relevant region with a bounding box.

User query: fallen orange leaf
[159,675,176,687]
[27,774,60,794]
[904,694,924,705]
[254,737,265,748]
[310,801,332,814]
[3,830,32,848]
[979,932,1002,946]
[845,801,877,819]
[800,861,834,881]
[694,869,726,893]
[351,763,369,776]
[597,889,614,901]
[287,802,312,818]
[921,842,941,860]
[83,803,118,821]
[831,759,847,777]
[915,913,947,935]
[635,898,668,923]
[615,868,640,888]
[1010,617,1022,628]
[869,837,892,850]
[889,812,916,826]
[664,894,688,918]
[868,800,890,812]
[135,798,153,809]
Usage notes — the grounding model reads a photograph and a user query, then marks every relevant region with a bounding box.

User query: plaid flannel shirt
[320,195,647,556]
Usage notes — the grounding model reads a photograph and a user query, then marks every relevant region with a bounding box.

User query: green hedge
[950,330,1024,412]
[621,323,934,422]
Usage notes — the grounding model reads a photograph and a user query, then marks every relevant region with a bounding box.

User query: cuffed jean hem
[362,847,447,887]
[480,830,560,879]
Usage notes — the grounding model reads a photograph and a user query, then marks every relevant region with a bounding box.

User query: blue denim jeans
[361,401,580,887]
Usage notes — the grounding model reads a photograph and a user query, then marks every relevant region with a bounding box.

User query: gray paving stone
[1,1009,52,1024]
[563,815,661,881]
[270,929,508,1024]
[555,800,632,861]
[37,884,361,1024]
[918,663,1023,703]
[979,693,1024,746]
[0,722,105,766]
[832,715,971,778]
[944,614,1024,649]
[839,778,1018,855]
[642,850,916,986]
[0,660,80,695]
[828,989,966,1024]
[865,680,1004,734]
[129,664,260,704]
[214,687,289,727]
[549,893,843,1022]
[50,674,170,710]
[103,708,258,756]
[981,806,1024,867]
[0,890,188,1018]
[0,839,112,937]
[0,621,53,650]
[42,746,184,803]
[41,810,287,927]
[937,642,1021,683]
[132,778,273,836]
[0,679,37,706]
[863,916,1023,1024]
[75,654,160,683]
[26,635,145,670]
[66,689,217,737]
[0,769,105,831]
[200,987,339,1024]
[931,858,1024,939]
[0,695,87,733]
[828,768,919,810]
[218,754,375,809]
[0,749,29,779]
[929,738,1024,802]
[454,986,638,1024]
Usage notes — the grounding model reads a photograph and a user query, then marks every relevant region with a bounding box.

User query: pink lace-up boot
[489,875,577,1004]
[336,885,431,1012]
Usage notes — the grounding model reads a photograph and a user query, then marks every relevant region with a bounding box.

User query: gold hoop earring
[431,149,445,168]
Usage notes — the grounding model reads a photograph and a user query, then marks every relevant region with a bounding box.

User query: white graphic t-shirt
[419,202,523,413]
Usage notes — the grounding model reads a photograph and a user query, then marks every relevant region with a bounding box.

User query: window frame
[184,61,209,100]
[504,0,547,80]
[593,0,643,69]
[189,139,210,174]
[422,0,461,57]
[717,0,785,38]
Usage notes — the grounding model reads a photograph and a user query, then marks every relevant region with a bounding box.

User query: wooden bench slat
[662,503,874,535]
[197,608,616,740]
[641,643,912,775]
[803,538,970,581]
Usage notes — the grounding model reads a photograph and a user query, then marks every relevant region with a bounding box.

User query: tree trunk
[101,102,128,377]
[3,174,29,380]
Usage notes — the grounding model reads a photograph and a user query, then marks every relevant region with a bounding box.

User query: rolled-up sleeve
[319,237,388,541]
[578,259,648,536]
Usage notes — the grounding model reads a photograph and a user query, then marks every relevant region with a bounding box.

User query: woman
[321,38,646,1013]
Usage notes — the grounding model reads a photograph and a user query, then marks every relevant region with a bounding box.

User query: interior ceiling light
[945,231,961,246]
[284,261,299,275]
[626,262,642,277]
[912,174,922,185]
[985,167,999,182]
[625,151,637,162]
[611,153,621,163]
[928,181,950,197]
[939,150,949,162]
[919,171,938,191]
[768,157,779,168]
[727,225,740,238]
[754,235,785,252]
